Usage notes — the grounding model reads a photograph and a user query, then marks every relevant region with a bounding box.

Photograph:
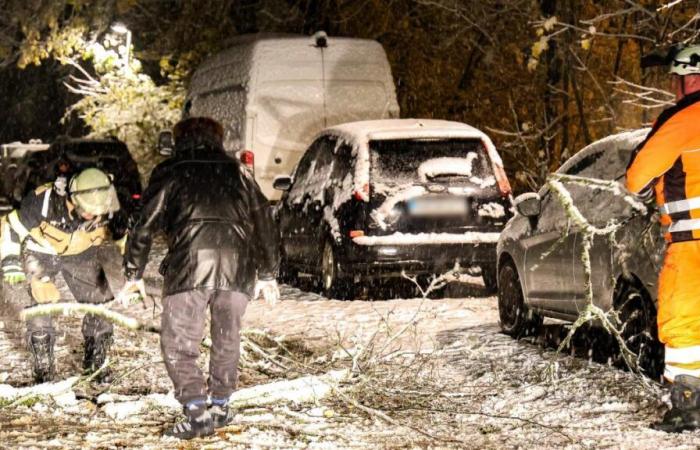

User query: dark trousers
[24,247,114,341]
[160,289,248,405]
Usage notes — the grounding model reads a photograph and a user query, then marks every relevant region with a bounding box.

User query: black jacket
[124,144,279,296]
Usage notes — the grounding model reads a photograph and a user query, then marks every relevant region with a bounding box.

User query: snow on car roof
[556,128,650,175]
[320,119,503,201]
[324,119,493,142]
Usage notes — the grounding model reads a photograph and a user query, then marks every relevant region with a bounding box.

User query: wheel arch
[612,272,657,313]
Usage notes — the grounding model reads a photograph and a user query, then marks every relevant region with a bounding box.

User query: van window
[369,139,493,186]
[189,88,246,151]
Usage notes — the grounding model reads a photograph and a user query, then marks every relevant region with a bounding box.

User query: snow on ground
[0,239,699,448]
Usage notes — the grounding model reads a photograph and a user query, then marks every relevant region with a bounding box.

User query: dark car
[0,141,50,212]
[496,128,665,375]
[274,119,513,298]
[12,137,143,218]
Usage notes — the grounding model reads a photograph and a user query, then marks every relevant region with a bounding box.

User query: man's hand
[116,279,147,308]
[2,265,26,285]
[254,279,280,306]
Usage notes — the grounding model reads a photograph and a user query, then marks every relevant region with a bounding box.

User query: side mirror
[273,176,292,191]
[514,193,541,217]
[157,130,174,157]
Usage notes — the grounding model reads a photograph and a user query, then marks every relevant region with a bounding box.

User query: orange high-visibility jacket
[627,93,700,242]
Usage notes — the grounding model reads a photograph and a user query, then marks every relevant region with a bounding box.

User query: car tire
[498,261,543,338]
[320,239,354,300]
[481,265,498,295]
[613,280,664,379]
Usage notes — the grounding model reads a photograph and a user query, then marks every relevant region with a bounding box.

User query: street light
[110,22,132,69]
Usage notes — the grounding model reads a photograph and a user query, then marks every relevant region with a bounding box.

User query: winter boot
[28,331,55,384]
[209,397,234,429]
[654,375,700,432]
[165,400,215,440]
[83,333,113,383]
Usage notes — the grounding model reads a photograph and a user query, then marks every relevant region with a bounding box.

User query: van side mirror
[157,131,174,157]
[514,193,541,217]
[273,176,292,191]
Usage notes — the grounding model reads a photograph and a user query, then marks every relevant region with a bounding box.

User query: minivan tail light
[493,165,512,197]
[241,150,255,173]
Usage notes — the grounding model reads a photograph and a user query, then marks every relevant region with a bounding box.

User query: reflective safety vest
[0,184,111,262]
[627,92,700,243]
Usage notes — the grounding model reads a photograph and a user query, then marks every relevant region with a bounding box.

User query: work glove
[254,279,280,306]
[116,278,147,308]
[2,262,26,285]
[3,268,26,285]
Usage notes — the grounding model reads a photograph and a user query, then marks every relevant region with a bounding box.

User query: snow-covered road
[0,241,698,448]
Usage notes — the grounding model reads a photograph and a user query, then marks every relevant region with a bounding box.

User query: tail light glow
[493,165,512,197]
[240,150,255,173]
[353,183,370,201]
[349,230,365,238]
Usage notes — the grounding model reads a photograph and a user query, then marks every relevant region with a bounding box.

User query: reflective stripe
[6,211,29,240]
[25,240,57,255]
[2,265,22,272]
[665,364,700,382]
[668,218,700,234]
[665,345,700,364]
[41,188,51,218]
[660,196,700,215]
[0,219,20,258]
[0,240,20,258]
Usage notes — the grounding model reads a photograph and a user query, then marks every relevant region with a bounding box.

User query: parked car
[496,128,664,376]
[12,137,143,220]
[185,32,400,200]
[274,119,513,298]
[0,140,50,211]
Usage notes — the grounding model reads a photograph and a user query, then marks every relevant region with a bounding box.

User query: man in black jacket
[121,117,280,439]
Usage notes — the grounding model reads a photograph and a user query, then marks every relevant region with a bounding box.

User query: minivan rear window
[369,139,493,185]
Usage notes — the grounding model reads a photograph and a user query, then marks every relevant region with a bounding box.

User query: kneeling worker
[1,168,123,383]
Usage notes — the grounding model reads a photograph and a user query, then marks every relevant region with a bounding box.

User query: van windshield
[369,139,494,186]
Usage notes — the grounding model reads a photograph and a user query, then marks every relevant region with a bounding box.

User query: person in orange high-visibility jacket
[627,44,700,432]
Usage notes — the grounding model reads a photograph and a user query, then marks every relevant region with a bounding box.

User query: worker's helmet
[670,45,700,75]
[68,168,120,216]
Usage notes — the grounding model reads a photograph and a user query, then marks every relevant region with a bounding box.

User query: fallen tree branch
[19,303,160,333]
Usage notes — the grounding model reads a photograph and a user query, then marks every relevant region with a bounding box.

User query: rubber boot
[165,400,215,440]
[654,374,700,432]
[209,397,234,429]
[83,333,112,383]
[28,331,55,384]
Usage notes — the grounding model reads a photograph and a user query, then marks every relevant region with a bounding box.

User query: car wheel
[481,265,498,295]
[498,261,543,338]
[613,281,664,379]
[320,239,354,299]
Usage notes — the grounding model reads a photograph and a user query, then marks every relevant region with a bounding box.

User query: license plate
[408,197,467,217]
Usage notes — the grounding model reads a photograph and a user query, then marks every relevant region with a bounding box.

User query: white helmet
[670,45,700,76]
[69,168,120,216]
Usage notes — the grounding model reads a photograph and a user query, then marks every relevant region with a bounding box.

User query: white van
[184,32,400,200]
